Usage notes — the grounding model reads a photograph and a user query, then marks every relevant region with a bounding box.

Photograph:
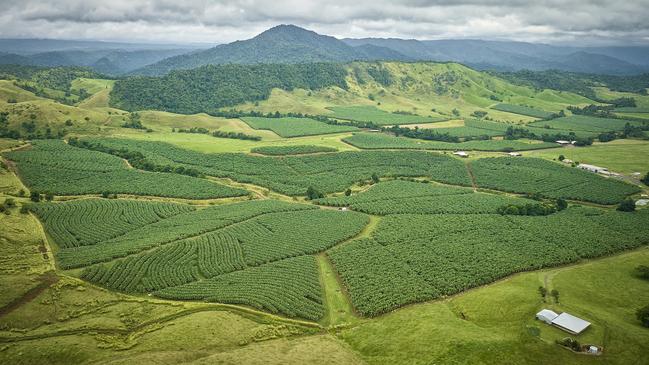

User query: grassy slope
[338,247,649,365]
[232,62,595,124]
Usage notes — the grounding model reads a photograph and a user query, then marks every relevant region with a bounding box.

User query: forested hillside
[110,63,348,113]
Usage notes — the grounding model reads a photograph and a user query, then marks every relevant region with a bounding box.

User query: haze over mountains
[2,25,648,76]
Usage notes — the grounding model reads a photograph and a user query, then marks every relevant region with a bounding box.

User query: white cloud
[1,0,648,45]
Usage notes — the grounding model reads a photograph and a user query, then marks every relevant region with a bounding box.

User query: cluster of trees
[0,112,65,140]
[503,126,593,146]
[497,198,567,216]
[385,125,460,142]
[173,126,261,141]
[68,138,203,178]
[493,69,649,98]
[122,112,149,130]
[110,63,348,114]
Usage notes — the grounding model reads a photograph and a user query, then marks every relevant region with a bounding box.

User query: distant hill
[0,39,206,75]
[2,26,649,76]
[134,25,405,76]
[343,38,649,75]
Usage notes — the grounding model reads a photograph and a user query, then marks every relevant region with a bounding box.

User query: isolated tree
[345,189,352,197]
[538,286,547,301]
[556,198,568,211]
[101,191,110,199]
[550,289,560,303]
[45,192,54,201]
[617,199,636,212]
[642,172,649,186]
[635,265,649,280]
[371,173,380,184]
[4,198,16,208]
[637,304,649,328]
[30,191,40,202]
[558,155,565,161]
[306,186,324,200]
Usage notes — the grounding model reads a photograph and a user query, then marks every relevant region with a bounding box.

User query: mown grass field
[525,139,649,174]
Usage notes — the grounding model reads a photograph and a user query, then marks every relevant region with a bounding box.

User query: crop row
[471,157,640,204]
[78,138,473,195]
[250,145,337,155]
[241,117,357,137]
[32,199,195,248]
[342,132,558,151]
[3,140,247,199]
[55,200,317,268]
[316,180,541,215]
[329,207,649,316]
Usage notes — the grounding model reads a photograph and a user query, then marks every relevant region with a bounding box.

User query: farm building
[636,199,649,206]
[536,309,559,324]
[562,159,573,164]
[551,313,591,335]
[556,140,575,145]
[536,310,591,335]
[578,164,609,174]
[508,152,522,157]
[453,151,469,158]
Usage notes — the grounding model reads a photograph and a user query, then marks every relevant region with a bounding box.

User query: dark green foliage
[38,199,368,320]
[493,70,649,98]
[642,172,649,186]
[73,138,472,196]
[636,305,649,328]
[471,157,640,204]
[0,64,102,91]
[122,112,146,130]
[241,117,357,137]
[366,64,393,86]
[635,265,649,280]
[251,145,337,156]
[329,207,649,316]
[550,289,560,303]
[30,191,40,202]
[31,199,195,248]
[538,286,547,300]
[556,337,581,351]
[4,140,247,199]
[617,199,636,212]
[306,186,325,200]
[316,180,543,215]
[110,63,348,113]
[343,132,559,151]
[174,126,261,141]
[328,105,442,125]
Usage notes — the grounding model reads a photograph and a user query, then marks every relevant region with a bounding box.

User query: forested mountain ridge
[132,25,407,76]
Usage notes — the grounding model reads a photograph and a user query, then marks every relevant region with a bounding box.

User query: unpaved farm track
[0,271,58,318]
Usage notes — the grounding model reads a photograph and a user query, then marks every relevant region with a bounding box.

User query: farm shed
[556,140,575,145]
[551,313,591,335]
[636,199,649,206]
[578,164,609,174]
[536,309,559,324]
[453,151,469,158]
[508,152,522,156]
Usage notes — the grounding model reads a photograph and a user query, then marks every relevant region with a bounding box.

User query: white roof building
[536,309,559,324]
[556,140,575,145]
[578,164,609,174]
[453,151,469,158]
[551,313,591,335]
[508,152,522,157]
[636,199,649,206]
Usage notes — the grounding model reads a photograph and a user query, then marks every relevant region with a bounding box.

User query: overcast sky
[1,0,649,46]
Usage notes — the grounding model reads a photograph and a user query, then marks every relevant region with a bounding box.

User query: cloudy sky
[1,0,649,45]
